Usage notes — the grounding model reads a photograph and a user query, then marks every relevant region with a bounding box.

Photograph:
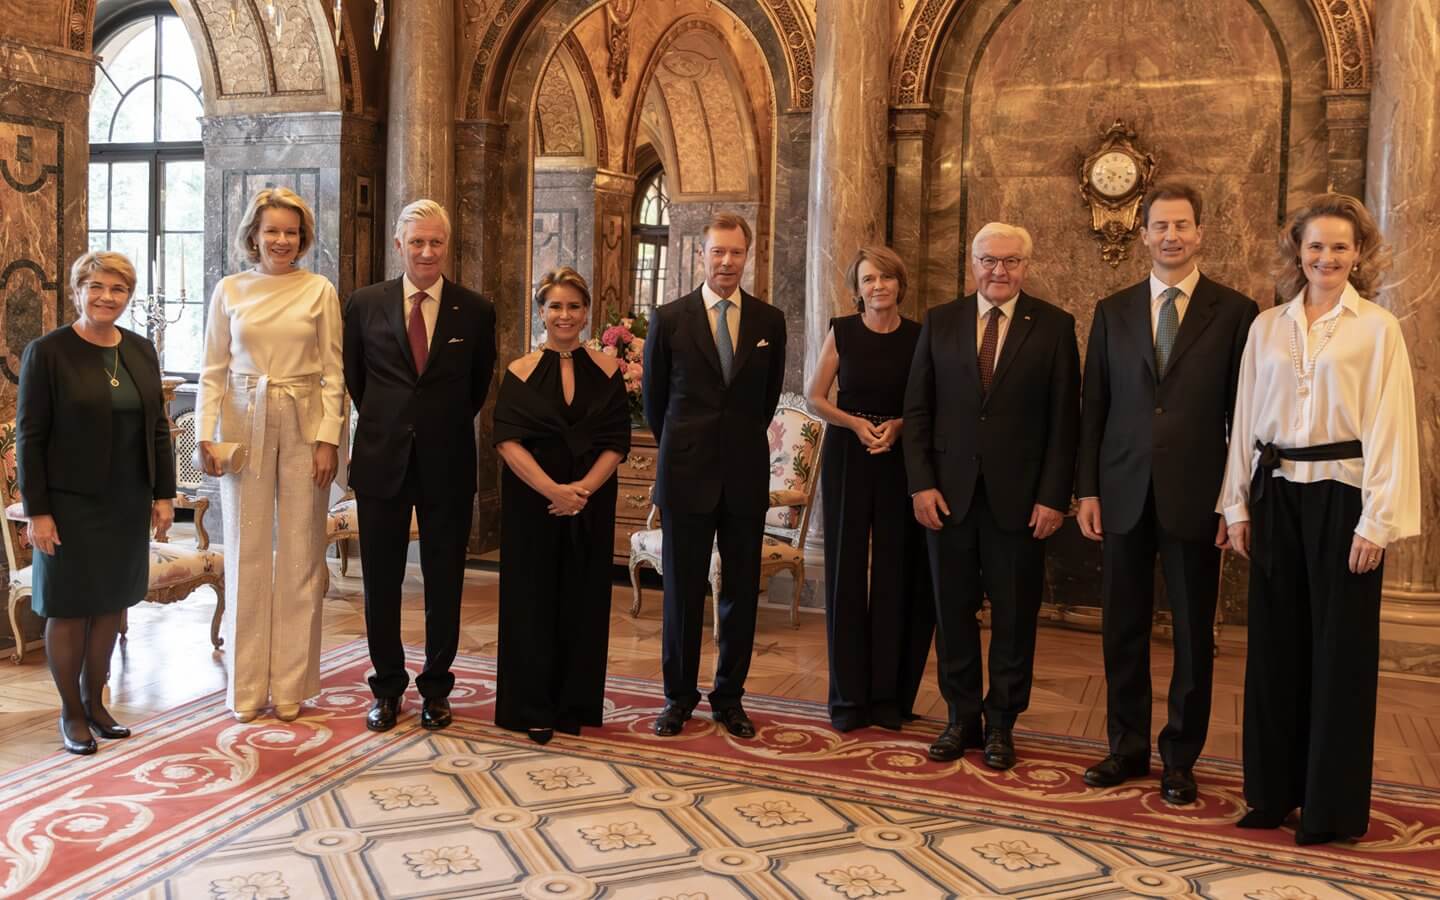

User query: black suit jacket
[643,287,787,515]
[17,325,176,516]
[343,276,497,499]
[903,292,1081,531]
[1076,274,1258,542]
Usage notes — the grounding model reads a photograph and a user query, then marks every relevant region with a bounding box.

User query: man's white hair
[393,198,452,241]
[971,221,1034,259]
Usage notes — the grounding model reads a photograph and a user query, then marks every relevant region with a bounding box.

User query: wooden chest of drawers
[613,428,657,565]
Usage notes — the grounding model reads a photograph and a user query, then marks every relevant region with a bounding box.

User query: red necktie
[407,292,428,374]
[979,307,1001,392]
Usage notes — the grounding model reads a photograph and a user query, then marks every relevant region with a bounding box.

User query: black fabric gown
[494,349,631,734]
[32,349,149,619]
[821,314,934,730]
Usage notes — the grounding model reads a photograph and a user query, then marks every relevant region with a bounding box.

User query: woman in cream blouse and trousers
[197,187,345,723]
[1221,193,1419,845]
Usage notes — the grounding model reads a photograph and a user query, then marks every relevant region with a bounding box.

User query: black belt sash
[1249,439,1362,573]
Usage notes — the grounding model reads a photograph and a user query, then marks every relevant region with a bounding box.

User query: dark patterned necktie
[979,306,1001,393]
[408,292,428,374]
[1155,286,1181,378]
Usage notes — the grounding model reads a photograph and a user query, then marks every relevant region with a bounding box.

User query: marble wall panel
[532,166,596,347]
[771,110,811,391]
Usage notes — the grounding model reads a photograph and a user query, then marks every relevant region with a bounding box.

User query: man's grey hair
[971,222,1034,259]
[393,198,452,241]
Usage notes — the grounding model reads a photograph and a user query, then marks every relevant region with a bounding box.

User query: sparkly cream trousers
[219,376,328,713]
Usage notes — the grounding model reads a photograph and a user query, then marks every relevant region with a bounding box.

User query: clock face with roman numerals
[1088,150,1140,199]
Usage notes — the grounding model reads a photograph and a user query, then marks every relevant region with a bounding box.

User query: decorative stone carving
[193,0,271,96]
[0,115,63,386]
[564,33,608,168]
[537,56,585,156]
[604,0,635,99]
[265,0,325,93]
[68,0,90,51]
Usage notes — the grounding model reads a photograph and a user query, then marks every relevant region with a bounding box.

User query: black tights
[45,612,124,742]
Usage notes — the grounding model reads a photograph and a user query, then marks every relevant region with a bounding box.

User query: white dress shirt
[1218,282,1420,547]
[1149,266,1200,339]
[701,281,742,341]
[402,275,442,349]
[976,293,1019,355]
[197,268,346,447]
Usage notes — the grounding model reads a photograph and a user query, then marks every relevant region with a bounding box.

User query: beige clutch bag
[205,442,249,475]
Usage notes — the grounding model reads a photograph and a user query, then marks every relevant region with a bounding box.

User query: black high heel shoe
[60,718,97,756]
[87,718,131,739]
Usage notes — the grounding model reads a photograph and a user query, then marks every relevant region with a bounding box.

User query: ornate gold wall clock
[1078,120,1156,267]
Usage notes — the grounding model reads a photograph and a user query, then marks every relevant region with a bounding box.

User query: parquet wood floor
[2,563,1437,789]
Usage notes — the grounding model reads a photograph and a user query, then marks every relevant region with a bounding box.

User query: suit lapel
[386,278,417,375]
[985,292,1036,401]
[729,290,762,378]
[682,290,726,382]
[1118,281,1157,383]
[956,295,981,401]
[1161,274,1217,379]
[419,278,459,380]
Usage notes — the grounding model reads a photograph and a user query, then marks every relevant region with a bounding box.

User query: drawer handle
[623,493,650,509]
[627,455,653,471]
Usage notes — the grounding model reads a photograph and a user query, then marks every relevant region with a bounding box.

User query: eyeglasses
[974,256,1027,272]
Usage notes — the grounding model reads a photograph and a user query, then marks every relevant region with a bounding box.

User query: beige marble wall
[1366,0,1440,675]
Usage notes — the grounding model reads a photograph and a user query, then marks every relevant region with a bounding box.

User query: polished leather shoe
[366,697,400,732]
[654,704,692,736]
[1160,767,1198,805]
[527,728,554,745]
[983,726,1016,770]
[927,721,984,761]
[60,718,97,756]
[87,718,131,740]
[421,698,452,730]
[713,706,757,739]
[1237,807,1291,829]
[1083,754,1149,787]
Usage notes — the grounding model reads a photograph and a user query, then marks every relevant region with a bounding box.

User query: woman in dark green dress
[494,268,630,744]
[17,252,176,755]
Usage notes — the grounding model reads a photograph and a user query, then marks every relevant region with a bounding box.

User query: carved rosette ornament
[605,0,636,99]
[1078,120,1156,268]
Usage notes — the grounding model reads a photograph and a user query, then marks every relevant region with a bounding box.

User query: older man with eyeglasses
[903,222,1080,769]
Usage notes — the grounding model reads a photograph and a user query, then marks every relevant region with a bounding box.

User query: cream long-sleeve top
[1218,281,1420,548]
[196,268,345,447]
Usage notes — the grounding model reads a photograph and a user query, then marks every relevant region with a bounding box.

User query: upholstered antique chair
[325,494,419,576]
[628,391,825,633]
[2,420,225,663]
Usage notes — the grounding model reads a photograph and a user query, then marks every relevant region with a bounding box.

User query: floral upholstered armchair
[2,419,225,663]
[325,495,418,577]
[628,392,825,634]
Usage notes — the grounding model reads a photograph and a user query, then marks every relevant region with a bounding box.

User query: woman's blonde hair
[1275,193,1390,300]
[534,266,592,308]
[845,245,909,312]
[69,251,137,313]
[233,186,317,265]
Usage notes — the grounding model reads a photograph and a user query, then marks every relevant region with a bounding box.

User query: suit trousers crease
[660,496,764,711]
[1101,489,1220,768]
[219,389,328,713]
[357,447,472,700]
[927,479,1043,729]
[1244,476,1382,837]
[821,430,934,726]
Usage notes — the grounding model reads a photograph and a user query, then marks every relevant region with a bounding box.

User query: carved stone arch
[565,31,609,166]
[891,0,1373,104]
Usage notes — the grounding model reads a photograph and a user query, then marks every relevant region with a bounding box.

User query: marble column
[385,0,455,277]
[803,0,891,382]
[890,105,937,322]
[1323,90,1369,197]
[1365,0,1440,675]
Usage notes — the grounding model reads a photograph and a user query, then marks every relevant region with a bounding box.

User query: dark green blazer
[16,325,176,516]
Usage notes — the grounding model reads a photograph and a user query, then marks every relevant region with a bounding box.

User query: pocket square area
[448,337,465,343]
[756,339,770,347]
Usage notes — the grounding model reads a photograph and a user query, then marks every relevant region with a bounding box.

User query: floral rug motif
[0,641,1438,898]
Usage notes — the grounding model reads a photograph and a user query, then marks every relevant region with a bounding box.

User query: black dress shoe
[1083,754,1149,787]
[87,718,132,740]
[366,697,400,732]
[872,705,904,731]
[528,728,554,745]
[928,721,983,761]
[654,704,692,736]
[420,698,452,730]
[983,726,1016,770]
[1295,828,1339,846]
[1237,807,1291,829]
[59,718,97,756]
[713,706,757,739]
[1160,767,1198,805]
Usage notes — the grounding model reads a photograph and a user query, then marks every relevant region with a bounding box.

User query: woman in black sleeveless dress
[806,246,933,731]
[494,268,630,744]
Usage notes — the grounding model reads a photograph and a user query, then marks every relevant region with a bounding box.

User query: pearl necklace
[1287,310,1340,397]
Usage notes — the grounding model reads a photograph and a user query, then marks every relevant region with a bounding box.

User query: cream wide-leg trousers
[219,377,329,713]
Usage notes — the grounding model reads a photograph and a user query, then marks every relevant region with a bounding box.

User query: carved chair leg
[789,562,803,628]
[211,581,226,649]
[628,558,645,617]
[8,592,25,664]
[710,570,722,643]
[338,540,349,577]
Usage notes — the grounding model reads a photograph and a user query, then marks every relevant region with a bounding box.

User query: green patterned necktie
[714,298,734,383]
[1155,287,1181,378]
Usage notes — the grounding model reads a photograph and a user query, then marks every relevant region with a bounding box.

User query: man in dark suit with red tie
[1075,181,1257,804]
[904,222,1081,769]
[343,199,497,733]
[643,212,787,739]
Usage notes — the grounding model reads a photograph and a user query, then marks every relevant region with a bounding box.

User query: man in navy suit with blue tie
[643,212,788,739]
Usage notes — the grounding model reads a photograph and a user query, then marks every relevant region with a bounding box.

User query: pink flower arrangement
[586,312,649,425]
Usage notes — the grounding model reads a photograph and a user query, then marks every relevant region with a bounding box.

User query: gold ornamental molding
[892,0,1374,104]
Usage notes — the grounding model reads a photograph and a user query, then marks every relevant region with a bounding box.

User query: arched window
[89,9,205,375]
[630,167,670,318]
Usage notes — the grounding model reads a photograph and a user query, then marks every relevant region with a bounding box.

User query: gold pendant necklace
[104,344,121,388]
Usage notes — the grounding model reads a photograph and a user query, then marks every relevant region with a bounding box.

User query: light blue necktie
[714,298,734,383]
[1155,287,1181,378]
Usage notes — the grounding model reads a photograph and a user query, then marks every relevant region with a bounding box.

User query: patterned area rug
[1,642,1437,899]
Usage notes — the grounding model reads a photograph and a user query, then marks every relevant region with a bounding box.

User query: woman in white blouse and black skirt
[1220,193,1419,845]
[196,187,344,723]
